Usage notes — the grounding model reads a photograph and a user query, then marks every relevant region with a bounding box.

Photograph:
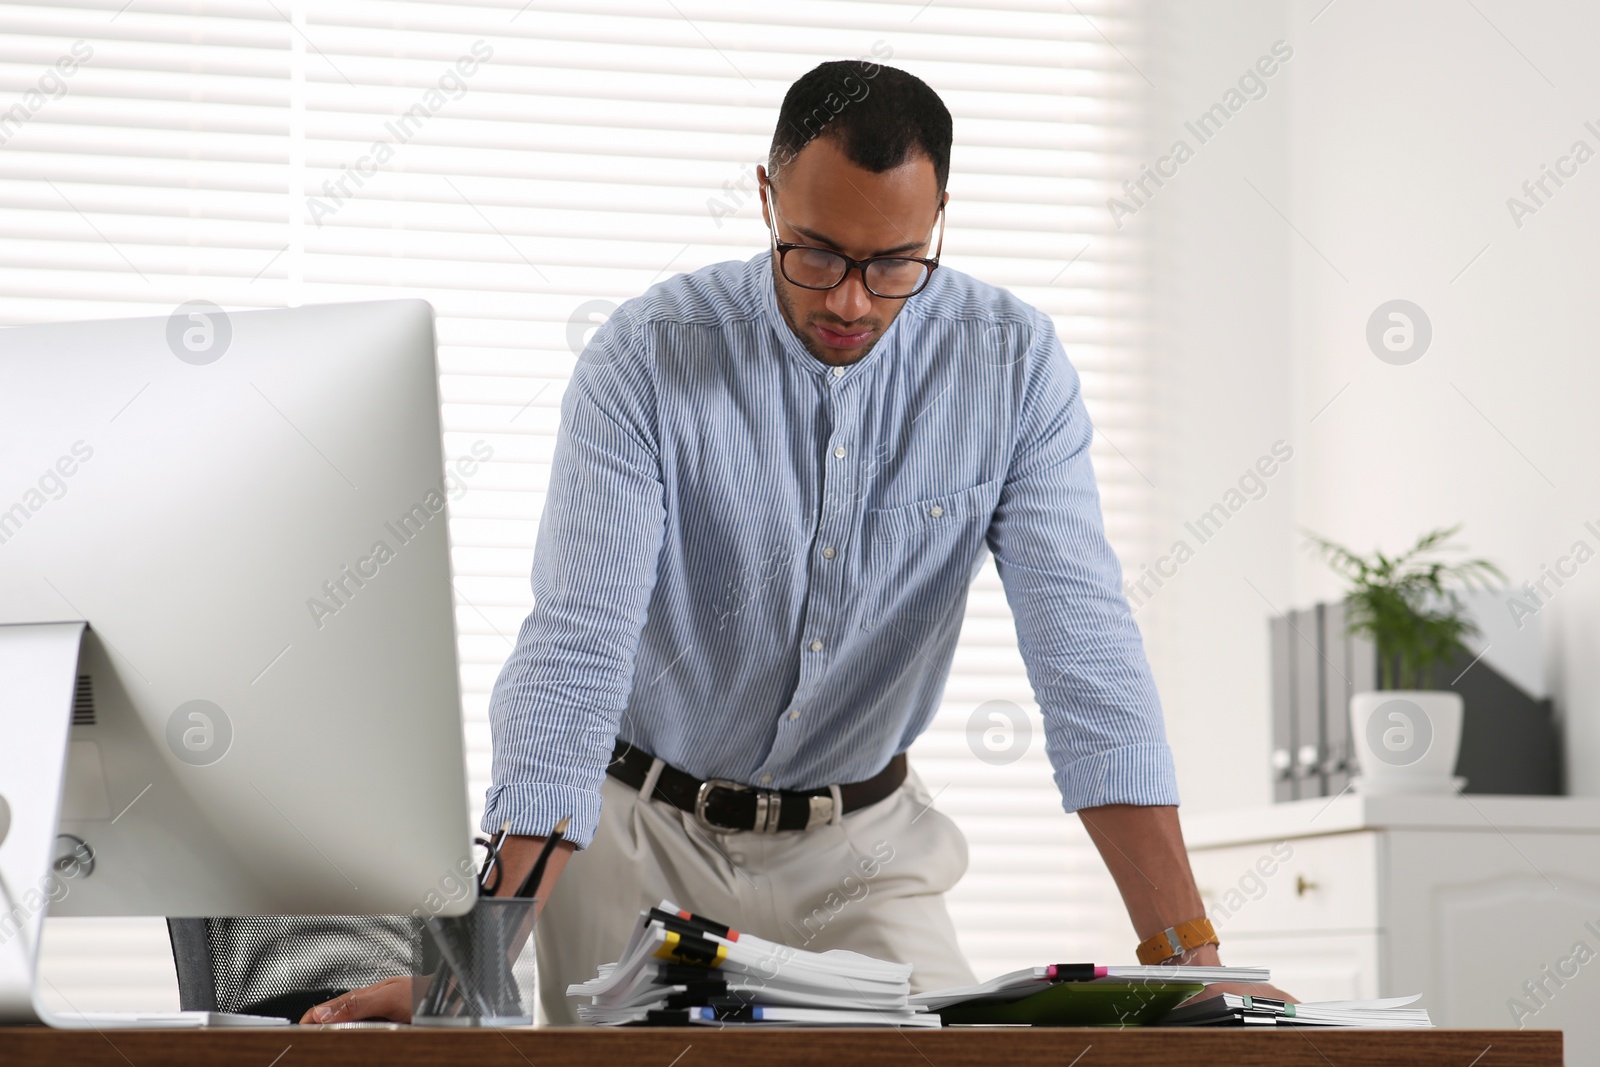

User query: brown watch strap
[1136,917,1219,965]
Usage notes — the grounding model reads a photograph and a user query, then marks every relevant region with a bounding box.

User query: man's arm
[1080,803,1295,1001]
[986,311,1179,813]
[482,303,666,850]
[985,312,1291,1000]
[1078,804,1207,954]
[491,833,576,907]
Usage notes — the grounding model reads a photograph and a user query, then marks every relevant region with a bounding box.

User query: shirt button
[809,639,824,652]
[929,505,944,518]
[821,546,836,559]
[789,711,800,721]
[833,445,847,459]
[832,366,845,377]
[760,774,773,785]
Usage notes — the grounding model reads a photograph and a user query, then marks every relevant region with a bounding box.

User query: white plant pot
[1349,690,1465,795]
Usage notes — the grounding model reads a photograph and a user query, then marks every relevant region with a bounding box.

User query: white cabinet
[1184,796,1600,1061]
[1188,831,1380,936]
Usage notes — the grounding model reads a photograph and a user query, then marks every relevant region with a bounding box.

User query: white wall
[1286,0,1600,797]
[1144,0,1600,810]
[1136,0,1297,813]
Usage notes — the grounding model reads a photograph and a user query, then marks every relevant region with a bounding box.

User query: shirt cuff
[481,782,604,850]
[1053,742,1181,813]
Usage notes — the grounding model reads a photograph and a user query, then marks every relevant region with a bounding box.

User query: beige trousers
[535,760,978,1024]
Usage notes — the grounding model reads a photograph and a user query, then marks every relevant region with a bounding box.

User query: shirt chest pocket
[861,476,1004,631]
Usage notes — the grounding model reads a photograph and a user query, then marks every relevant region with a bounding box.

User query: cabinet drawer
[1189,831,1379,935]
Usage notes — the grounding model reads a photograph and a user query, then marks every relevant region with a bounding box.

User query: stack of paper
[567,902,940,1027]
[911,963,1271,1011]
[1161,992,1433,1028]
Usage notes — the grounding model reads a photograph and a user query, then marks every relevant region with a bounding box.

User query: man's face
[758,137,945,367]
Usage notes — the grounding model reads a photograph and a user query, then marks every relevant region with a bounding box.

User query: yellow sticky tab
[652,931,681,961]
[650,930,728,968]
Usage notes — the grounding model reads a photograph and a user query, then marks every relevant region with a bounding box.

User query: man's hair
[769,61,952,193]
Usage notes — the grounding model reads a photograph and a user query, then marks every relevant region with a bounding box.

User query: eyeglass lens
[782,247,930,297]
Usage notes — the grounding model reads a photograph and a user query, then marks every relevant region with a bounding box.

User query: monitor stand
[0,621,87,1027]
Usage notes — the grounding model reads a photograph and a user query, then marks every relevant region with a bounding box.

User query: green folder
[939,980,1205,1027]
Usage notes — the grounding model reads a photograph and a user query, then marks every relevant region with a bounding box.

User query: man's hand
[300,976,412,1024]
[299,832,574,1024]
[1162,943,1297,1005]
[1182,980,1298,1006]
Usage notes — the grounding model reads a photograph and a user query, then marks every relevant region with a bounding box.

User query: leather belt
[606,740,907,834]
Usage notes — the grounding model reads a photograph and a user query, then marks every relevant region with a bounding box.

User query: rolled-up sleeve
[987,310,1179,813]
[481,312,666,848]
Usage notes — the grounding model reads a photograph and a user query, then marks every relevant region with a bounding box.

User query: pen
[513,815,569,899]
[424,915,495,1019]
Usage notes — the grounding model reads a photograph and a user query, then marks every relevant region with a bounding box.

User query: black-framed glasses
[766,191,944,299]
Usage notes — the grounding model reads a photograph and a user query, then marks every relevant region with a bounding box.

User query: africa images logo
[166,700,233,767]
[1365,698,1433,767]
[305,442,493,630]
[166,300,232,365]
[0,440,95,547]
[1366,300,1432,366]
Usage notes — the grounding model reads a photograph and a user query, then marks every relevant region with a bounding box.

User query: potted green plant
[1306,525,1504,794]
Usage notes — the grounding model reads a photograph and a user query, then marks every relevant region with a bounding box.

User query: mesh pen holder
[411,897,538,1027]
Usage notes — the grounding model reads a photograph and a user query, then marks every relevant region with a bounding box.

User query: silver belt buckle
[804,794,835,830]
[695,780,834,834]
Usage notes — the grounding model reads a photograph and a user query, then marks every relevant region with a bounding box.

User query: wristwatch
[1136,917,1219,965]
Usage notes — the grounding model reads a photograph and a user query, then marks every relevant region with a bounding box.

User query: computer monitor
[0,300,475,1021]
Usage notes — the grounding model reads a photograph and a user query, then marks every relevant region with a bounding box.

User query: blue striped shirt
[483,252,1178,847]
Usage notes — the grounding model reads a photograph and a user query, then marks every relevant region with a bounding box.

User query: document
[1160,992,1433,1027]
[568,902,935,1027]
[912,962,1271,1010]
[919,965,1433,1029]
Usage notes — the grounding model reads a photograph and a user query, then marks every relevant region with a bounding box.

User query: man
[308,60,1290,1025]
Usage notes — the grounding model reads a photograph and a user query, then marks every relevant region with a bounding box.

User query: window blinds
[5,0,1153,1006]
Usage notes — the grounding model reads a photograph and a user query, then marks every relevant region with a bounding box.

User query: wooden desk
[0,1025,1563,1067]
